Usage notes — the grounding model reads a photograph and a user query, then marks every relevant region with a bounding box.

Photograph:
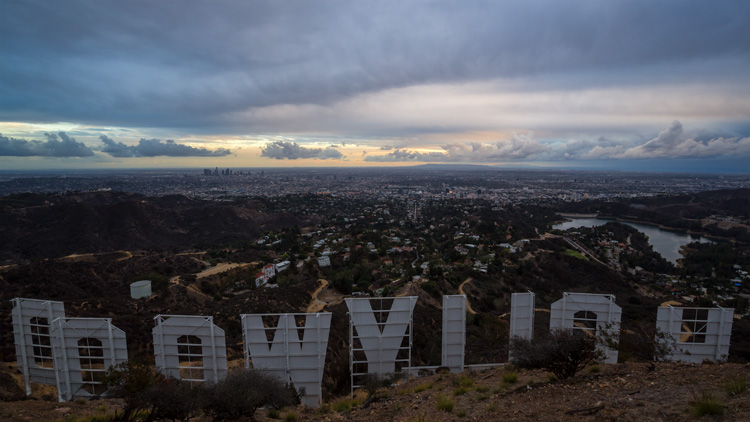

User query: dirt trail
[307,279,346,313]
[458,277,477,314]
[195,262,250,279]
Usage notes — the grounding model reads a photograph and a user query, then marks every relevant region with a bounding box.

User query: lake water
[553,218,714,264]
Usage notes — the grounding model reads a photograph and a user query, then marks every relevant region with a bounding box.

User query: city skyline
[1,1,749,173]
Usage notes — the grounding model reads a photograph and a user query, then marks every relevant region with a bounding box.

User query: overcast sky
[1,0,749,172]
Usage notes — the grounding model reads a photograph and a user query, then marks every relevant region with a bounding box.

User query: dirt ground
[1,362,749,421]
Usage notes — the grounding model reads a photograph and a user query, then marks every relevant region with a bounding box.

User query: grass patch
[436,395,455,413]
[475,393,491,401]
[562,249,588,260]
[588,364,601,374]
[456,409,467,417]
[723,376,747,396]
[486,404,498,413]
[453,386,471,396]
[283,412,297,422]
[502,372,519,384]
[475,385,489,393]
[454,374,475,388]
[331,397,361,412]
[413,382,433,393]
[689,392,725,417]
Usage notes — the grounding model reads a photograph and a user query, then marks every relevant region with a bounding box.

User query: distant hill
[0,191,314,263]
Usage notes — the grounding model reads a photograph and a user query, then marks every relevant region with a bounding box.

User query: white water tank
[130,280,152,299]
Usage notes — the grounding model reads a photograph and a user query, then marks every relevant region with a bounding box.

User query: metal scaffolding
[346,296,417,396]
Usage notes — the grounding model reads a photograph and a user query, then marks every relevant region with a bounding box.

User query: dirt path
[307,279,330,313]
[195,262,251,279]
[307,279,347,313]
[458,277,477,314]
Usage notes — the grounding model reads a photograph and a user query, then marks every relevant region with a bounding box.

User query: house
[317,255,331,267]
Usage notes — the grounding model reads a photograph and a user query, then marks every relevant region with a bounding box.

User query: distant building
[317,256,331,267]
[275,261,290,272]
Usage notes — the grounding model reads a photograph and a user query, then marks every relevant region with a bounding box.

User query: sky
[1,0,749,173]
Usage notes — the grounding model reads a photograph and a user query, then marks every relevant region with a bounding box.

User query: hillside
[0,191,315,263]
[1,361,748,421]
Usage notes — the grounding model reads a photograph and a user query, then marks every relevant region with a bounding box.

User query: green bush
[436,395,455,413]
[413,382,433,393]
[103,361,158,422]
[689,392,725,417]
[723,376,747,396]
[502,372,518,384]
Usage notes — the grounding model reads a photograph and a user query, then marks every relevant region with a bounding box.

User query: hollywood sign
[11,293,734,405]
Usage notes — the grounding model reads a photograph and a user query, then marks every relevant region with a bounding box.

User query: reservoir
[552,218,714,264]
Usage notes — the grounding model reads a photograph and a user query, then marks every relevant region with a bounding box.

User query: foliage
[104,361,204,422]
[452,386,470,396]
[202,369,297,422]
[722,376,747,396]
[689,391,725,417]
[510,330,600,380]
[103,361,158,422]
[413,382,433,393]
[140,378,204,422]
[502,372,518,384]
[435,395,455,413]
[360,372,404,399]
[600,322,676,370]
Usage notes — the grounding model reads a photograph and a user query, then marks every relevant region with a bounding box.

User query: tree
[510,329,600,380]
[104,361,158,422]
[599,322,677,371]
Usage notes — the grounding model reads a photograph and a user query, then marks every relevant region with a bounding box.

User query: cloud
[365,132,548,162]
[1,1,748,134]
[583,121,750,159]
[364,149,449,162]
[0,132,94,157]
[260,141,343,160]
[100,135,231,157]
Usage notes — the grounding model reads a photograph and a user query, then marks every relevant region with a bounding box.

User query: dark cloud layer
[100,136,231,157]
[261,141,343,160]
[0,132,94,157]
[1,1,748,131]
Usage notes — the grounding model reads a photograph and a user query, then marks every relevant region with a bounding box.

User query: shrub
[510,330,600,380]
[452,386,470,396]
[588,364,601,374]
[723,376,747,396]
[283,412,297,421]
[413,382,433,393]
[502,372,518,384]
[141,378,204,422]
[202,369,296,421]
[453,374,474,388]
[436,395,455,412]
[600,322,676,371]
[689,392,725,416]
[103,361,159,422]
